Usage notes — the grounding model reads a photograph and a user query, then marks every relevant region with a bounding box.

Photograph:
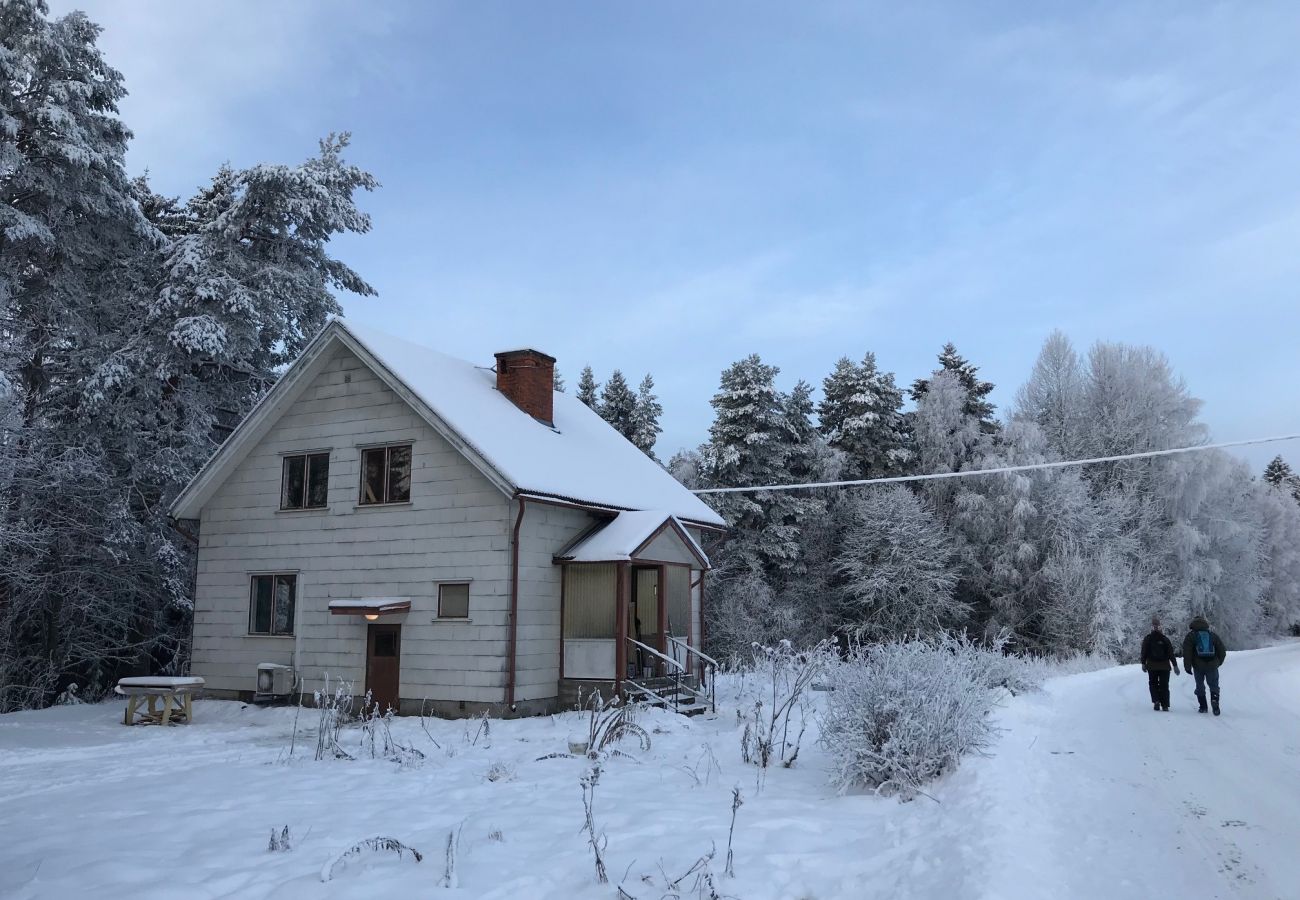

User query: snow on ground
[2,643,1298,900]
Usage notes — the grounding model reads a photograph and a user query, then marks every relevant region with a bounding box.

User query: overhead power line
[692,433,1300,496]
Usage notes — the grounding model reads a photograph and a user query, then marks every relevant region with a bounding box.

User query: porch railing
[624,636,714,714]
[668,636,718,712]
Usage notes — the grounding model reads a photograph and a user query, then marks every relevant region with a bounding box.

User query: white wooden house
[169,320,725,716]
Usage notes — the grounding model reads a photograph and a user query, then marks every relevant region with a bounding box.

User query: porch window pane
[563,564,617,639]
[665,566,690,637]
[633,568,658,641]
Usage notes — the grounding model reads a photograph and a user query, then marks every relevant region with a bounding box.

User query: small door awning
[328,598,412,617]
[554,510,710,569]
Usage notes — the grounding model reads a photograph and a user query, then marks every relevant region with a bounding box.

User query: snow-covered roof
[556,510,710,567]
[337,321,724,526]
[169,319,724,527]
[327,598,412,612]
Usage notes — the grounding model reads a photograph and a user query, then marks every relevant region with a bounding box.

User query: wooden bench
[115,677,206,726]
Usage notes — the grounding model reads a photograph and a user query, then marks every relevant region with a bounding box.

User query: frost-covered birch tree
[832,486,962,639]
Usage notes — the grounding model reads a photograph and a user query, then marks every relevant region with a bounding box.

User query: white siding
[514,501,595,702]
[638,529,701,567]
[192,344,516,704]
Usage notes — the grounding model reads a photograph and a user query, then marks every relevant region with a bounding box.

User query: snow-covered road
[976,642,1300,900]
[1,643,1296,899]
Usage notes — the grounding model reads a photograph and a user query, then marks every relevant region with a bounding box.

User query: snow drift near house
[2,643,1299,899]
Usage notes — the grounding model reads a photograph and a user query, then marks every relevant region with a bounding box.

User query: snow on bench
[115,676,206,726]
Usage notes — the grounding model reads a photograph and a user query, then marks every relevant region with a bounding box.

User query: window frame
[280,450,331,511]
[436,581,471,619]
[248,572,297,637]
[358,443,413,506]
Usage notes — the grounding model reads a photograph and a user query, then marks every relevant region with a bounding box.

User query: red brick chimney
[494,349,557,424]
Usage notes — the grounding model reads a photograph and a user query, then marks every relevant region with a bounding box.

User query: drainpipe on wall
[506,495,527,710]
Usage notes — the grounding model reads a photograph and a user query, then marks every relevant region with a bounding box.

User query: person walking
[1140,617,1179,711]
[1181,615,1227,715]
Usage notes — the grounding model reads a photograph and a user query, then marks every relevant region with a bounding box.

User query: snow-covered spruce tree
[0,3,379,708]
[700,356,804,577]
[576,366,599,408]
[629,373,662,459]
[598,370,637,440]
[818,353,910,480]
[832,486,963,640]
[1263,456,1300,504]
[910,342,999,434]
[553,368,566,393]
[700,357,827,653]
[0,0,164,709]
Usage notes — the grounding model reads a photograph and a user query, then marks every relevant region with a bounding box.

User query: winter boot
[1153,702,1161,712]
[1211,695,1220,716]
[1197,695,1208,713]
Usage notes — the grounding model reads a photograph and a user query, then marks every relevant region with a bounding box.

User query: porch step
[623,676,712,717]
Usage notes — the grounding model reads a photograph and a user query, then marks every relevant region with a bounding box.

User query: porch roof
[554,510,710,569]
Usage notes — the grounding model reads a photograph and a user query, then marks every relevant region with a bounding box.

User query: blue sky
[55,1,1300,470]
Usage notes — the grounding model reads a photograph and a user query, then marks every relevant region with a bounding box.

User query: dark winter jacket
[1181,617,1227,671]
[1140,630,1177,672]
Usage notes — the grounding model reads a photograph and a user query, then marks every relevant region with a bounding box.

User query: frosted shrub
[584,691,650,758]
[821,639,1009,797]
[740,639,834,772]
[314,676,354,761]
[357,694,426,766]
[945,631,1043,697]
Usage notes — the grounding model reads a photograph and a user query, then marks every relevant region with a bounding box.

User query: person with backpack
[1182,615,1227,715]
[1140,616,1180,711]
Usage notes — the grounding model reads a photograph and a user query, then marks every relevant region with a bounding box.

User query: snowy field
[2,644,1298,900]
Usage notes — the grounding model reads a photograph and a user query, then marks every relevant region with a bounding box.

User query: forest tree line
[672,338,1300,662]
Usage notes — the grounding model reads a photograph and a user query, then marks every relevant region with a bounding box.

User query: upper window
[438,582,470,619]
[281,452,330,510]
[360,444,412,505]
[250,573,296,635]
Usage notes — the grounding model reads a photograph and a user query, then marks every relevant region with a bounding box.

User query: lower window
[438,582,470,618]
[250,573,296,635]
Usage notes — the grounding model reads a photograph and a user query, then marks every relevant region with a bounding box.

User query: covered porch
[554,511,716,712]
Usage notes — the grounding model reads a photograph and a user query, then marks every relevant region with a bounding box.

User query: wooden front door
[366,623,401,713]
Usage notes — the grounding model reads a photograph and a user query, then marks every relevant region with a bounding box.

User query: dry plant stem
[725,787,743,877]
[580,763,609,884]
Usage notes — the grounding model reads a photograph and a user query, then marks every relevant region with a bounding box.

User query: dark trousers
[1146,669,1171,707]
[1192,666,1220,704]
